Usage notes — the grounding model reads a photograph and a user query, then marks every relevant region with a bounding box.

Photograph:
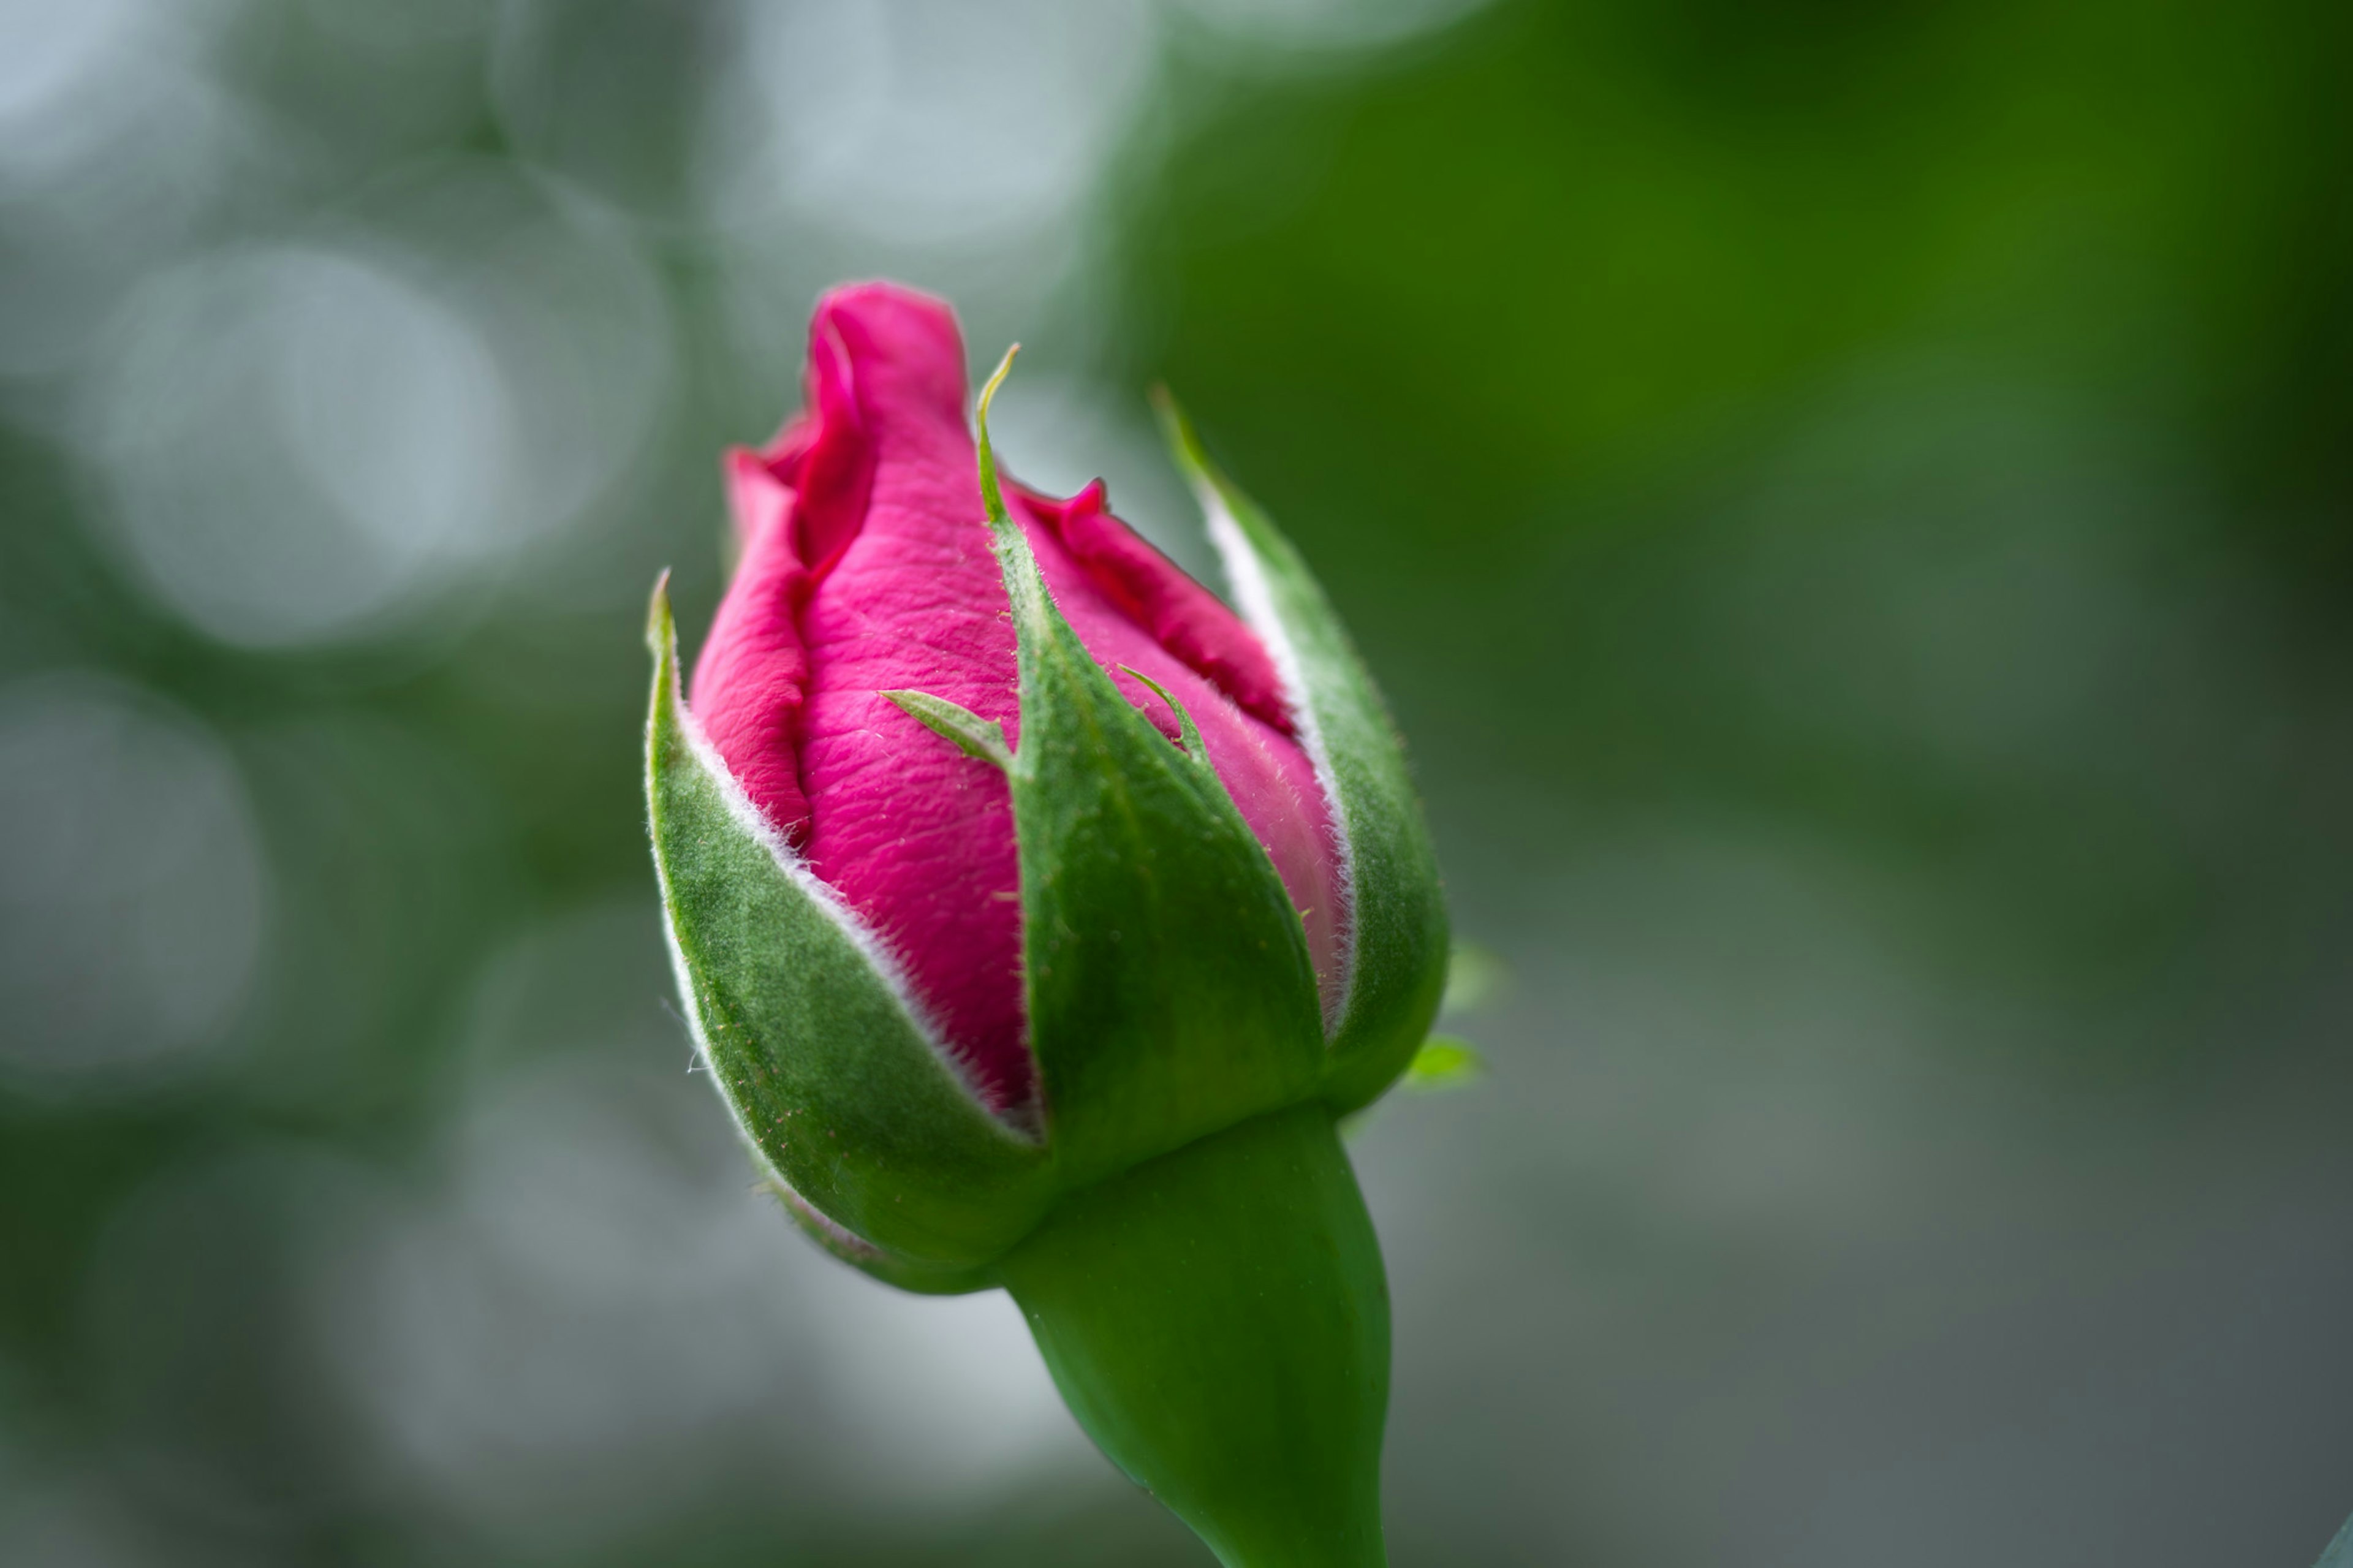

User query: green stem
[999,1105,1390,1568]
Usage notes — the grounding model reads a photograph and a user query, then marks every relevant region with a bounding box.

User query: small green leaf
[882,688,1012,770]
[1440,941,1508,1018]
[1403,1034,1484,1089]
[1117,664,1208,763]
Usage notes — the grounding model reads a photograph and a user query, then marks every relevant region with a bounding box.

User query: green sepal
[766,1180,997,1296]
[881,688,1013,771]
[1154,393,1450,1113]
[1117,664,1208,763]
[976,352,1325,1187]
[1001,1105,1390,1568]
[645,576,1051,1267]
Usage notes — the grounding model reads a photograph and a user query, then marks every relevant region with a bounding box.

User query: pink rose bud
[644,280,1449,1566]
[688,282,1346,1125]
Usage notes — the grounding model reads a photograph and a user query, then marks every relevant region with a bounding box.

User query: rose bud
[645,282,1447,1567]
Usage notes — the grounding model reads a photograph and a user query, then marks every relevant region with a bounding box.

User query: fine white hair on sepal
[653,906,793,1189]
[653,660,1044,1146]
[1201,501,1358,1040]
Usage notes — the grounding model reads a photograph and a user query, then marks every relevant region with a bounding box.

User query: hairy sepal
[646,578,1051,1267]
[976,352,1325,1186]
[1156,393,1449,1113]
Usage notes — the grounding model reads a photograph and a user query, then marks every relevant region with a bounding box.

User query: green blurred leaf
[1403,1034,1485,1090]
[1440,941,1509,1017]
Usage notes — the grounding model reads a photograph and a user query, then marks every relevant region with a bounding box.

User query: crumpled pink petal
[691,281,1343,1123]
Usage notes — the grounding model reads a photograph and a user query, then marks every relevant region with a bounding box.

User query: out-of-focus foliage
[1130,0,2353,1082]
[1,2,2347,1566]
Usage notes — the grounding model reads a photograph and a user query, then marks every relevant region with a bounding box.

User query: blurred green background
[2,1,2349,1563]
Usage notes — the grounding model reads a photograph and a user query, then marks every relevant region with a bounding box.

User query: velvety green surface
[645,581,1051,1272]
[1159,397,1450,1110]
[1002,1105,1390,1568]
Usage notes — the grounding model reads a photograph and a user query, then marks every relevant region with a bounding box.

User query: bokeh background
[3,1,2351,1563]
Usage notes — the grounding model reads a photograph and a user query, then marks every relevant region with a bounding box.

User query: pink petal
[1012,479,1295,736]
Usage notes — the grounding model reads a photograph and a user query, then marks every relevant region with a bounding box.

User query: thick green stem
[999,1105,1390,1568]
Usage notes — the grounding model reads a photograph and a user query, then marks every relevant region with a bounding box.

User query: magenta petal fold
[691,282,1344,1120]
